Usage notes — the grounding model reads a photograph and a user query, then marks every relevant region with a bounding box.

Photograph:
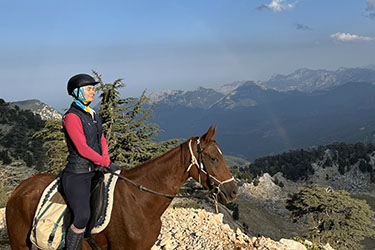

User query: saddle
[86,171,106,234]
[30,170,121,250]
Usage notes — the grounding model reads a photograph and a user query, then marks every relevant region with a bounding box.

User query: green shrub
[287,185,375,250]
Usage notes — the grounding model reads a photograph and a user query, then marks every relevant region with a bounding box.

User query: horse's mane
[122,137,195,181]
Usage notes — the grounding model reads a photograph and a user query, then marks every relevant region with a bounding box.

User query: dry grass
[0,161,36,207]
[0,176,12,208]
[0,161,36,250]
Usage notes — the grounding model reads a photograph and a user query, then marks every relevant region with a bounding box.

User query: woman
[62,73,119,250]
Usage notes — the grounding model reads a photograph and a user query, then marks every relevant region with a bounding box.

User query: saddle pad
[91,169,120,233]
[33,178,61,218]
[32,170,121,235]
[30,178,66,250]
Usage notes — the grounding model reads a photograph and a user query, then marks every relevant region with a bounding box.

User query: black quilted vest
[63,102,103,174]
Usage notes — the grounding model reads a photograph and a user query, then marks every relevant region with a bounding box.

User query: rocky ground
[0,206,334,250]
[237,173,298,219]
[152,207,314,250]
[0,209,4,230]
[0,208,9,250]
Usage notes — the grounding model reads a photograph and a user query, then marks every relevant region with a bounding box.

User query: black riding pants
[61,170,95,229]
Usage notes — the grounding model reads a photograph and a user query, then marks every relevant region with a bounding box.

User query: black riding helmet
[67,74,99,98]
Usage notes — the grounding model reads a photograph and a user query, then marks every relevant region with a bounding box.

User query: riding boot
[65,227,84,250]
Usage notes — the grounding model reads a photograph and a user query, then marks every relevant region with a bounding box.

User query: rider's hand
[108,162,121,172]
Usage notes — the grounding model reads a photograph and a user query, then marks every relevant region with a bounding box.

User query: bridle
[185,138,235,212]
[186,138,234,195]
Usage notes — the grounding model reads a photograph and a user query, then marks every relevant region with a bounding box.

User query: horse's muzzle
[217,181,238,204]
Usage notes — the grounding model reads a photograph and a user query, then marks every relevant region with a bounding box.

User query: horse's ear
[212,125,217,137]
[201,125,216,141]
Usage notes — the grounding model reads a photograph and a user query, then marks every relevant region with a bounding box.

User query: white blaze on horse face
[215,145,223,155]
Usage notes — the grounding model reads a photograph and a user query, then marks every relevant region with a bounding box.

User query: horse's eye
[210,157,218,162]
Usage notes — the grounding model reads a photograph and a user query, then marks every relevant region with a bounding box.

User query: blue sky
[1,0,375,111]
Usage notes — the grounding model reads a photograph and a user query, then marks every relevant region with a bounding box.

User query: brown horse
[6,126,238,250]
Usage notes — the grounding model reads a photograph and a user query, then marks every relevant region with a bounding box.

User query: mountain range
[149,67,375,108]
[148,67,375,160]
[262,66,375,92]
[3,66,375,161]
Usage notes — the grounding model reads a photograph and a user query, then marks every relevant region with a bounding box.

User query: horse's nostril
[231,189,238,198]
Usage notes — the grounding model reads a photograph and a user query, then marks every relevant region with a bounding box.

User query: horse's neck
[124,141,192,216]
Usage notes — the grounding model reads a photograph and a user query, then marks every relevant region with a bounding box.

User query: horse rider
[62,73,120,249]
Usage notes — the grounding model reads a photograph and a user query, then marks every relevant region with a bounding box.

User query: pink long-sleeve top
[64,113,110,167]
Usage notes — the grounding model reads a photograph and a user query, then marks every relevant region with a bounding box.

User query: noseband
[186,138,234,194]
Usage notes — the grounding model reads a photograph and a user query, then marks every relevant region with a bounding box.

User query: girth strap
[86,234,101,250]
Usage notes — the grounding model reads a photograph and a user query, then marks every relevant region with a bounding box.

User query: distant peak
[12,99,41,104]
[262,66,375,92]
[11,99,62,120]
[216,81,246,95]
[241,81,267,90]
[294,67,312,73]
[337,66,348,71]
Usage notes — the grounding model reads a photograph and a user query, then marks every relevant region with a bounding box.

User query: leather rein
[109,138,234,202]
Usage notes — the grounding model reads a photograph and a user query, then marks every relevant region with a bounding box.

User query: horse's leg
[142,219,163,250]
[103,211,162,250]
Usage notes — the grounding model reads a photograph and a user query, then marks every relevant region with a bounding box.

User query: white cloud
[258,0,298,12]
[366,0,375,11]
[330,32,375,42]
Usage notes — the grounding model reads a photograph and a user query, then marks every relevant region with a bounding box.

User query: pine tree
[286,185,375,250]
[93,71,180,169]
[33,119,67,173]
